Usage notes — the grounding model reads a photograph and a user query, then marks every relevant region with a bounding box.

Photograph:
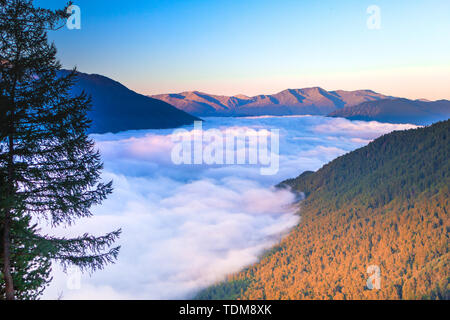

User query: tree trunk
[1,215,14,300]
[2,134,16,300]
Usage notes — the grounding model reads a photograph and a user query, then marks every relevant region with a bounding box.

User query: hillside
[60,70,200,134]
[197,120,450,300]
[328,98,450,125]
[152,88,391,117]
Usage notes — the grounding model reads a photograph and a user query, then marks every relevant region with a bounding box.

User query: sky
[41,116,417,299]
[38,0,450,100]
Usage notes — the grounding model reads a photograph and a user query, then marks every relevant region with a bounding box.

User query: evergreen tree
[0,0,121,300]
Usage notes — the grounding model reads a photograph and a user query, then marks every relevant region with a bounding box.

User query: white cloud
[313,118,418,140]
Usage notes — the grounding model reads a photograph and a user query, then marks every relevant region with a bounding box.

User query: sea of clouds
[41,116,417,300]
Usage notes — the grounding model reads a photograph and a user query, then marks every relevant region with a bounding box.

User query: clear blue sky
[38,0,450,99]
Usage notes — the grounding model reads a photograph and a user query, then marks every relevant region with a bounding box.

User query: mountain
[328,98,450,125]
[197,120,449,300]
[60,70,200,134]
[151,88,391,117]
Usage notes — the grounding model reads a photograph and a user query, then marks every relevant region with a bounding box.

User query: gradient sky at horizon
[38,0,450,100]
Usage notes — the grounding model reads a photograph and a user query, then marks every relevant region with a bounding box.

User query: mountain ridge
[151,88,393,117]
[328,98,450,125]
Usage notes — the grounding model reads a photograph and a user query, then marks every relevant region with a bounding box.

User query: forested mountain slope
[198,120,449,300]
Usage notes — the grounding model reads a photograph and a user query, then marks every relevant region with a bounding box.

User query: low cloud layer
[42,116,417,299]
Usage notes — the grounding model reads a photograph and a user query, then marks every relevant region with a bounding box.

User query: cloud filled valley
[41,116,417,300]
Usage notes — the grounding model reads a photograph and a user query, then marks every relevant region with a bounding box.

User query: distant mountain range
[60,70,200,134]
[59,69,450,131]
[328,98,450,125]
[151,88,392,117]
[152,88,450,125]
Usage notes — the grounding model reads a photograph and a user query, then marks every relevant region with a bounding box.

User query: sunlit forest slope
[198,120,449,300]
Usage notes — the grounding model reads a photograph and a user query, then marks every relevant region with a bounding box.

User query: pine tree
[0,0,120,300]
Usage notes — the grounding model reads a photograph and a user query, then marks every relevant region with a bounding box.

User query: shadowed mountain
[328,98,450,125]
[151,88,391,117]
[60,70,200,134]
